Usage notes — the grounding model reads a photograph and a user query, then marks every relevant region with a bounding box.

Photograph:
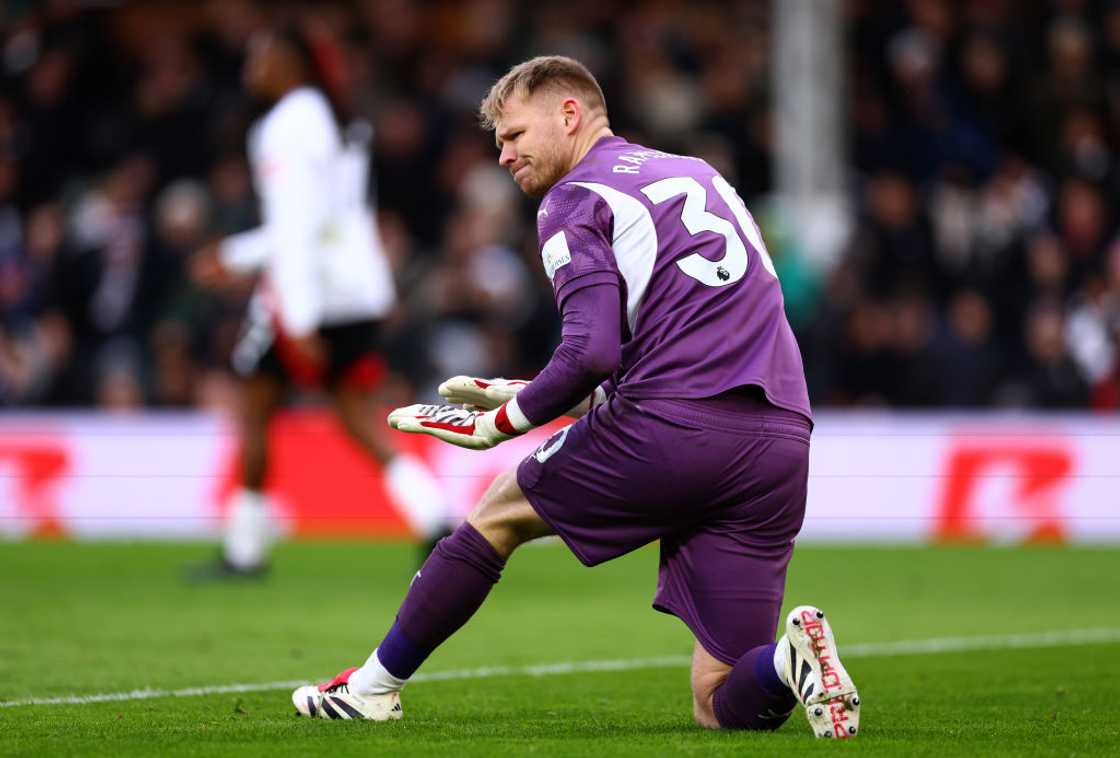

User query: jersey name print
[534,136,811,420]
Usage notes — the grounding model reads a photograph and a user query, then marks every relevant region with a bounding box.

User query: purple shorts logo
[533,425,572,464]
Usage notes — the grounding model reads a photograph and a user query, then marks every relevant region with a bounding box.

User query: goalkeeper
[289,56,860,739]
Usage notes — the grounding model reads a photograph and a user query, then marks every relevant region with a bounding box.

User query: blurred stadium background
[5,0,1120,413]
[1,0,1117,543]
[2,1,1119,755]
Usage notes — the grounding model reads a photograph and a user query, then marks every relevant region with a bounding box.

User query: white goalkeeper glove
[438,376,529,411]
[387,398,533,450]
[438,375,608,419]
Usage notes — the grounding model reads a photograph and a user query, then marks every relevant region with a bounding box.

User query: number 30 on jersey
[641,175,778,287]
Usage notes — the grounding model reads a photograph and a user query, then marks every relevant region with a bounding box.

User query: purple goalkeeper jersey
[534,136,811,420]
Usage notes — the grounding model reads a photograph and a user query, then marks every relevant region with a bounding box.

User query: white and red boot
[292,667,403,721]
[777,605,861,739]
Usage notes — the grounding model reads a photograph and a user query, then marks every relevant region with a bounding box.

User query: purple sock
[712,643,797,730]
[375,522,506,679]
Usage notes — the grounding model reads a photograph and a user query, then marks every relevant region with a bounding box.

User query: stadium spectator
[0,0,1118,411]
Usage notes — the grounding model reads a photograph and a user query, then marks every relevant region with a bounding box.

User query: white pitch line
[3,627,1119,709]
[841,627,1120,657]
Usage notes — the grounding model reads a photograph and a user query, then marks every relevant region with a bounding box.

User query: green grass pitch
[1,541,1118,756]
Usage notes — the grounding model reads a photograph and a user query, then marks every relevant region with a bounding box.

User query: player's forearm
[517,339,613,425]
[516,282,621,425]
[218,227,270,273]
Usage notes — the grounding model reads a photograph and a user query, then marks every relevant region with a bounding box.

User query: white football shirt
[220,87,396,336]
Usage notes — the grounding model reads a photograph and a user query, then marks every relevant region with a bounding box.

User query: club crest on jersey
[540,230,572,282]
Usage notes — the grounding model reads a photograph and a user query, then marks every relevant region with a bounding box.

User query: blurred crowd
[0,0,1119,411]
[816,0,1120,408]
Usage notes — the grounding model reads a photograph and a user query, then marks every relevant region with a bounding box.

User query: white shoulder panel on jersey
[569,181,658,332]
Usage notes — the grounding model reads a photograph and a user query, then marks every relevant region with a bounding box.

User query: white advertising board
[0,410,1116,543]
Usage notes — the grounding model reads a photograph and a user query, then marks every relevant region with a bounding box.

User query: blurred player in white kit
[190,24,449,577]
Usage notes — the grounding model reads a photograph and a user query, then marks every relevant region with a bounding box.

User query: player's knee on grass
[466,469,552,558]
[691,639,793,731]
[692,688,722,729]
[691,641,730,729]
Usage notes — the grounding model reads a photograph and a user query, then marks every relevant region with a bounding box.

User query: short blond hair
[479,55,608,131]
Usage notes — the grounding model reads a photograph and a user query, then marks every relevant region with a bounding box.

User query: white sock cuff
[349,647,410,695]
[773,637,789,686]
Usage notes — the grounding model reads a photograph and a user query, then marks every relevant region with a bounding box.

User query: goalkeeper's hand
[438,375,608,419]
[437,376,528,411]
[387,401,530,450]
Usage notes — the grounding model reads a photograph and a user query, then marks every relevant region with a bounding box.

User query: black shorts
[231,298,385,389]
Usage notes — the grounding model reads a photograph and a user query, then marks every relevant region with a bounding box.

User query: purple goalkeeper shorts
[517,391,810,665]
